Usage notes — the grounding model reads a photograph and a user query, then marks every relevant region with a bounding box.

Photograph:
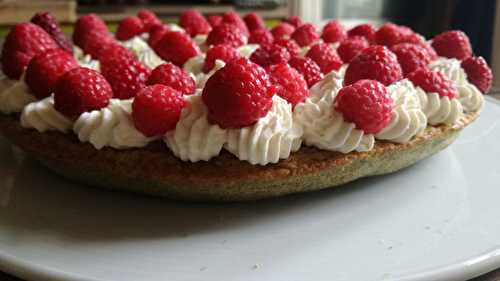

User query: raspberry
[321,20,347,43]
[271,23,295,40]
[375,23,417,47]
[274,38,301,57]
[243,12,265,32]
[284,16,302,28]
[81,33,119,59]
[222,11,249,38]
[154,31,200,66]
[289,56,324,88]
[147,24,170,48]
[179,9,211,37]
[431,30,472,60]
[250,44,290,68]
[418,42,438,60]
[291,23,319,47]
[25,49,79,99]
[306,42,343,74]
[54,67,113,117]
[203,44,240,73]
[347,24,376,42]
[344,45,403,86]
[202,58,275,128]
[267,63,309,107]
[406,68,458,98]
[101,56,151,99]
[96,41,135,63]
[147,63,195,95]
[461,56,492,93]
[1,23,58,79]
[206,23,247,48]
[390,43,432,76]
[207,15,223,28]
[30,12,73,53]
[248,28,274,45]
[116,16,145,41]
[337,36,369,63]
[137,9,161,32]
[132,85,186,137]
[73,14,109,48]
[334,79,393,134]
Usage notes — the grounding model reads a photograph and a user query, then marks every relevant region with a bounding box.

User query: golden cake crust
[0,111,479,201]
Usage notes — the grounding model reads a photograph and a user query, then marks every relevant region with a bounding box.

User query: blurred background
[0,0,499,88]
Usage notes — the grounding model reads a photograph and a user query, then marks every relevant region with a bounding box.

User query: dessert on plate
[0,10,491,201]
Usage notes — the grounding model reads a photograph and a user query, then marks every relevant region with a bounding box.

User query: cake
[0,10,491,201]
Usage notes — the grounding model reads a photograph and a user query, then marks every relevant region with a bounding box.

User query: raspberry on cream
[294,73,375,153]
[120,36,165,69]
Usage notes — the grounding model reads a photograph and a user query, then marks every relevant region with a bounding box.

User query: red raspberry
[291,23,319,47]
[96,41,135,63]
[347,24,376,42]
[306,42,343,73]
[284,16,302,28]
[132,85,186,137]
[147,24,170,48]
[248,28,274,45]
[202,58,275,128]
[137,9,161,32]
[344,45,403,86]
[73,14,109,48]
[431,30,472,60]
[154,31,200,66]
[207,15,223,28]
[30,12,73,53]
[54,67,113,117]
[334,79,393,134]
[244,12,265,32]
[289,56,324,88]
[101,56,151,99]
[116,16,145,41]
[271,23,295,40]
[250,44,290,68]
[25,49,79,99]
[1,23,58,79]
[222,11,249,38]
[267,63,309,107]
[337,36,369,63]
[274,39,301,57]
[375,23,417,47]
[418,42,438,60]
[179,9,212,37]
[203,44,240,73]
[321,20,347,43]
[147,63,195,95]
[206,23,247,48]
[461,56,492,93]
[390,43,432,76]
[81,32,118,59]
[406,68,458,99]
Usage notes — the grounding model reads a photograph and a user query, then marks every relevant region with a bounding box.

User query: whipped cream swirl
[0,76,36,114]
[20,96,72,132]
[183,54,206,75]
[416,88,463,125]
[164,92,227,162]
[375,79,427,143]
[429,57,484,112]
[237,44,259,58]
[121,36,165,69]
[294,72,374,153]
[193,60,225,89]
[225,95,303,165]
[73,46,100,71]
[73,99,153,150]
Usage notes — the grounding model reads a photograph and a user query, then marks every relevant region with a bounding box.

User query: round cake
[0,10,491,201]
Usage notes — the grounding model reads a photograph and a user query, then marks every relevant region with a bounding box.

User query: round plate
[0,97,499,281]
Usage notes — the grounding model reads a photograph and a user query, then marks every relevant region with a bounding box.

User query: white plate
[0,97,499,281]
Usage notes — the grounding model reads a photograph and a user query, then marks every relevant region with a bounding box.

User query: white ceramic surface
[0,97,499,281]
